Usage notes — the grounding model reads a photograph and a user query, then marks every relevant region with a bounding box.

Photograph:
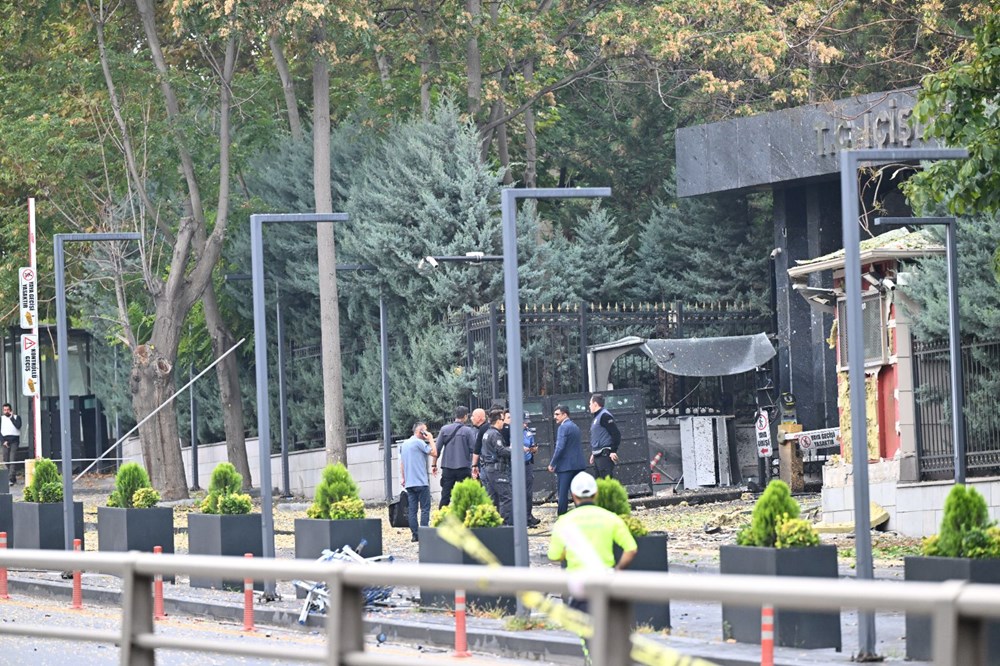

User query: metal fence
[458,301,771,417]
[913,338,1000,480]
[1,549,999,665]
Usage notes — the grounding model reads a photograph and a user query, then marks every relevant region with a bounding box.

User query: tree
[556,203,632,304]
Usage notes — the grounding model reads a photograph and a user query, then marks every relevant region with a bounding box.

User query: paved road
[0,596,556,665]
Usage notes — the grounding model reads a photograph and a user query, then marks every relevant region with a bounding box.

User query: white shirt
[0,414,20,438]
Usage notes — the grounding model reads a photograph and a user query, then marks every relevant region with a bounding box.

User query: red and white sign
[755,409,772,458]
[21,334,39,397]
[19,266,36,329]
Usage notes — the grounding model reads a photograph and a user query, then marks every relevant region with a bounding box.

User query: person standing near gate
[549,405,587,515]
[588,393,621,479]
[436,406,475,508]
[470,408,488,482]
[522,413,540,527]
[400,421,438,542]
[480,409,513,523]
[1,403,21,485]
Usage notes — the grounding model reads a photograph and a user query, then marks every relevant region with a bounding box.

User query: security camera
[882,278,895,291]
[417,256,439,271]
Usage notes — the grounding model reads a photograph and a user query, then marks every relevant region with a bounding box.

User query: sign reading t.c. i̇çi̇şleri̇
[19,266,37,330]
[21,334,39,397]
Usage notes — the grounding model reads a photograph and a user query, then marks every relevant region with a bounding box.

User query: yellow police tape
[434,514,717,666]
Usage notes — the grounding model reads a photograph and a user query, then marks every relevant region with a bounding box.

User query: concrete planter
[719,544,841,649]
[294,518,383,598]
[13,501,84,550]
[0,495,13,547]
[623,533,670,630]
[187,513,263,591]
[418,526,515,614]
[904,556,1000,660]
[98,506,175,554]
[0,469,9,495]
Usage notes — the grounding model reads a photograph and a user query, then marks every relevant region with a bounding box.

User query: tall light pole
[839,149,965,658]
[250,213,347,599]
[875,216,966,483]
[54,232,141,550]
[501,188,610,581]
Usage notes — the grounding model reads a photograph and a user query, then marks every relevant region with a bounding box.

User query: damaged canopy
[640,333,776,377]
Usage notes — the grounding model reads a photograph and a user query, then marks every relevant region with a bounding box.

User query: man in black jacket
[588,393,621,479]
[1,403,22,484]
[436,406,476,507]
[479,409,512,523]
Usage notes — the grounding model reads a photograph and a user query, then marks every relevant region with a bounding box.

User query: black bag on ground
[388,491,410,528]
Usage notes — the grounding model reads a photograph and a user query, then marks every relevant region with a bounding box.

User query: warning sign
[21,334,39,397]
[19,267,36,330]
[755,409,772,458]
[797,428,839,452]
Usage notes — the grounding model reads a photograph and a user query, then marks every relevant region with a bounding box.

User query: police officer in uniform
[479,408,513,524]
[588,393,621,479]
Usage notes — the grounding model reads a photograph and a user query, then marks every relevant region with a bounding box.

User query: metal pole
[875,216,966,483]
[249,212,348,599]
[488,302,500,401]
[841,149,966,658]
[277,286,291,498]
[189,362,199,491]
[500,188,611,588]
[379,292,393,502]
[54,232,140,551]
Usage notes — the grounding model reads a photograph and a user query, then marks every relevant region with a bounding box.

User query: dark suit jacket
[550,419,586,472]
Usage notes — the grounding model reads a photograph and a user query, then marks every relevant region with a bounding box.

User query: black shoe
[527,518,541,527]
[411,535,419,542]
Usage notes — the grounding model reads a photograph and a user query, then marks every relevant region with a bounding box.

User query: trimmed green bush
[922,484,999,558]
[108,462,154,509]
[595,477,632,516]
[465,503,503,528]
[448,478,494,524]
[736,480,811,548]
[430,504,452,527]
[40,481,63,503]
[218,492,253,515]
[775,516,821,548]
[201,463,245,514]
[25,458,62,504]
[307,464,364,520]
[132,487,161,509]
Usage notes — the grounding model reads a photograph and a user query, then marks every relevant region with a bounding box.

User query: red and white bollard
[243,553,255,632]
[153,545,166,620]
[0,531,9,600]
[452,589,472,658]
[72,538,83,610]
[760,604,775,666]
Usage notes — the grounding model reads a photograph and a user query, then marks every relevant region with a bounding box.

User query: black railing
[913,337,1000,480]
[457,301,772,418]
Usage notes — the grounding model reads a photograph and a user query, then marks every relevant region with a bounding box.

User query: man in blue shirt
[522,414,540,527]
[548,405,587,515]
[400,421,438,542]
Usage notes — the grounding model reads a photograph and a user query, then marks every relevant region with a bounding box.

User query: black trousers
[593,454,615,479]
[439,467,472,508]
[2,439,18,481]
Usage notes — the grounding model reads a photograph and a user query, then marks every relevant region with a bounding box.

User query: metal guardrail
[0,549,998,665]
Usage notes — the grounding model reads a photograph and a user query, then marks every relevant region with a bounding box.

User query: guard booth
[524,389,653,499]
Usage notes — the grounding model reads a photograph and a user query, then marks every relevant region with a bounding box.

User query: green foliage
[131,487,161,509]
[551,203,633,303]
[27,458,61,504]
[923,485,995,558]
[308,464,362,520]
[448,478,494,524]
[218,493,253,516]
[775,517,821,548]
[201,463,244,514]
[430,504,452,527]
[962,527,1000,560]
[623,515,649,539]
[465,503,503,528]
[595,478,632,516]
[39,481,63,504]
[108,462,153,509]
[736,480,803,548]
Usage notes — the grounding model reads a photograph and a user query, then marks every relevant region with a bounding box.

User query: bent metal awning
[587,333,776,391]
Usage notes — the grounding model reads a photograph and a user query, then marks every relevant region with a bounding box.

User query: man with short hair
[400,421,437,542]
[588,393,621,479]
[1,403,22,485]
[547,471,637,612]
[479,409,513,523]
[521,413,540,527]
[436,406,475,507]
[470,407,489,482]
[548,405,587,515]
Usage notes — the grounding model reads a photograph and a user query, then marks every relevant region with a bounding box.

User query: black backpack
[388,491,410,528]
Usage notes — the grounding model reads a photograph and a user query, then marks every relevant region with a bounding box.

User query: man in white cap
[547,471,637,612]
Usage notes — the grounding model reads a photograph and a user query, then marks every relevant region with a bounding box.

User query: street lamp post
[500,188,611,582]
[250,213,348,599]
[875,216,966,483]
[839,149,966,658]
[54,232,141,550]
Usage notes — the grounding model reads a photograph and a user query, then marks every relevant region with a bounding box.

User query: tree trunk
[495,102,514,185]
[465,0,482,117]
[130,343,188,500]
[522,59,537,188]
[269,34,303,141]
[201,281,252,489]
[313,54,348,465]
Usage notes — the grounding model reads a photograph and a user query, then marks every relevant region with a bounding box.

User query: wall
[122,437,442,504]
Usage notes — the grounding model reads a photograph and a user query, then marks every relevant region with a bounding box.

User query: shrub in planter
[594,477,666,628]
[721,479,840,650]
[295,464,382,597]
[98,462,172,557]
[14,457,83,550]
[906,485,1000,660]
[431,480,503,528]
[189,463,262,590]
